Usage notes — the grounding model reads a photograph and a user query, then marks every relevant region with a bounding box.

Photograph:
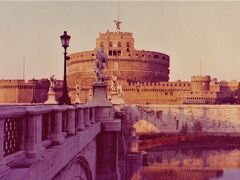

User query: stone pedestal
[89,83,112,105]
[110,91,125,105]
[45,91,57,104]
[89,82,121,180]
[87,83,114,122]
[74,97,81,104]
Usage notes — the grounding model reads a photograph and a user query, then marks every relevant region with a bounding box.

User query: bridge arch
[54,153,93,180]
[133,119,160,134]
[124,106,162,132]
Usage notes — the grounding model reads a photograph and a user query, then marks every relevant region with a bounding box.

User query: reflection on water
[143,147,240,180]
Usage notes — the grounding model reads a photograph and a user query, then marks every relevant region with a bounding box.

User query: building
[0,79,63,103]
[0,22,239,104]
[67,22,239,104]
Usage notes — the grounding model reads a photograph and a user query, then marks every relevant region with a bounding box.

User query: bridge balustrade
[0,104,97,165]
[3,117,23,157]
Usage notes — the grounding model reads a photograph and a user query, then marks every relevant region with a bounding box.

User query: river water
[142,147,240,180]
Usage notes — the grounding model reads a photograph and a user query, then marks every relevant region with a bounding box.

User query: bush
[192,121,203,133]
[180,123,189,134]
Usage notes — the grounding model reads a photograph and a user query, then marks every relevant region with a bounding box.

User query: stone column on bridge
[88,82,121,180]
[84,105,91,127]
[89,106,96,124]
[76,105,85,131]
[66,105,75,135]
[51,105,67,144]
[25,106,52,158]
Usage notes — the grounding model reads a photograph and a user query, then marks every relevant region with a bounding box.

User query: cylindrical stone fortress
[67,31,170,90]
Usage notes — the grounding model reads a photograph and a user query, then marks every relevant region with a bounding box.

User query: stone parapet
[0,103,107,179]
[2,122,101,180]
[101,119,121,132]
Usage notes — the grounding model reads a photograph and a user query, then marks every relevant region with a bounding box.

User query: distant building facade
[121,75,239,104]
[0,79,63,103]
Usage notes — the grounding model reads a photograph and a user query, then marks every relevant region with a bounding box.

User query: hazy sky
[1,1,240,81]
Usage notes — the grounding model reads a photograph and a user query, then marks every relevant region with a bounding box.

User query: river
[142,147,240,180]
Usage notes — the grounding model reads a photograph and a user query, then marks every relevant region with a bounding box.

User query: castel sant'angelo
[67,21,239,104]
[0,21,239,104]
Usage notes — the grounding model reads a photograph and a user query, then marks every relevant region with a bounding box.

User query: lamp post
[59,31,71,105]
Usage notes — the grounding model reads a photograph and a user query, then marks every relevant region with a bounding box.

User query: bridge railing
[0,104,98,164]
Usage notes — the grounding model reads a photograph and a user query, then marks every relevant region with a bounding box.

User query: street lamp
[59,31,71,105]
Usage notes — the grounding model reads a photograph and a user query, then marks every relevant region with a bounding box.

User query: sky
[0,1,240,81]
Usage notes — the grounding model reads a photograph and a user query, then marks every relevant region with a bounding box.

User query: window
[109,41,112,47]
[127,48,129,52]
[118,42,121,47]
[109,51,112,56]
[154,55,159,58]
[127,42,130,47]
[113,51,117,56]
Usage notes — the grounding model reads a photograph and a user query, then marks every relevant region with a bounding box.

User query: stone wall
[125,105,240,134]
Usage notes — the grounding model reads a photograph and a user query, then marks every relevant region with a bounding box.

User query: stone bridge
[0,83,143,180]
[123,104,240,134]
[0,103,121,180]
[1,88,240,180]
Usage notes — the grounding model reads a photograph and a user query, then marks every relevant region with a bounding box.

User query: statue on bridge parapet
[45,75,57,104]
[74,84,81,104]
[49,75,55,92]
[94,47,108,83]
[110,75,125,107]
[111,75,124,97]
[89,47,112,105]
